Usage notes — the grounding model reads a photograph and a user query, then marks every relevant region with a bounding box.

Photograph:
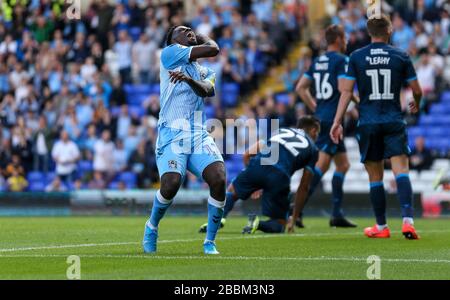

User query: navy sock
[331,172,345,218]
[257,219,285,233]
[395,174,414,218]
[149,190,172,229]
[206,196,225,242]
[223,192,236,218]
[369,182,387,225]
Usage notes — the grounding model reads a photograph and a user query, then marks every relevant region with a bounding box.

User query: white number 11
[366,69,394,100]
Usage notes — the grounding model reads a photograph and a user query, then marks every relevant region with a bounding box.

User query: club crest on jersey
[168,160,178,169]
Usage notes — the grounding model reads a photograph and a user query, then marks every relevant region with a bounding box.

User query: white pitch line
[0,254,450,265]
[1,229,449,253]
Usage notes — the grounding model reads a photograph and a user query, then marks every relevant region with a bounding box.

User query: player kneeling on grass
[200,116,320,234]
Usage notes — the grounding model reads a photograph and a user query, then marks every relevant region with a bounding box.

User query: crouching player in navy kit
[201,116,320,234]
[296,24,357,228]
[330,15,423,239]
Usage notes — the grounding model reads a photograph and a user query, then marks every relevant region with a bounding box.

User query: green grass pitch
[0,216,449,279]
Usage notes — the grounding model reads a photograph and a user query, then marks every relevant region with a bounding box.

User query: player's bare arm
[330,78,355,144]
[408,79,423,114]
[296,76,317,112]
[168,70,215,98]
[287,168,314,233]
[338,78,359,104]
[243,140,264,166]
[190,33,220,60]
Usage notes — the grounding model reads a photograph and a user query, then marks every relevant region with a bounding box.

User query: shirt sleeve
[160,44,193,70]
[303,60,314,80]
[403,54,417,84]
[205,67,216,96]
[343,54,357,81]
[337,56,349,79]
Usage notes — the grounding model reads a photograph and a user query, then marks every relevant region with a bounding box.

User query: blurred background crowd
[0,0,449,192]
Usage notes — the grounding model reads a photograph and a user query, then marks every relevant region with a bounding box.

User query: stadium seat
[440,91,450,103]
[129,27,142,42]
[222,83,240,94]
[275,93,290,104]
[222,93,238,107]
[118,172,137,186]
[27,171,44,183]
[204,105,216,119]
[78,160,93,173]
[45,172,56,184]
[419,115,435,126]
[151,84,160,95]
[127,94,148,106]
[29,181,45,192]
[128,105,145,118]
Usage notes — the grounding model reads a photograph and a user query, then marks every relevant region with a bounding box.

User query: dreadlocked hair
[165,26,176,46]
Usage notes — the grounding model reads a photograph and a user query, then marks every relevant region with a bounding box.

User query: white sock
[403,217,414,225]
[208,195,225,208]
[146,219,157,230]
[376,224,388,230]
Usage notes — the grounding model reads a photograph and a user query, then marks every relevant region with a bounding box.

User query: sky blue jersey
[159,43,216,130]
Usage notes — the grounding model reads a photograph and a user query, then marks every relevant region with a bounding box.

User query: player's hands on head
[287,216,295,234]
[169,71,191,84]
[330,123,343,144]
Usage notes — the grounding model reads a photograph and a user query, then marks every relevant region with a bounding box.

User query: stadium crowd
[0,0,306,191]
[0,0,449,192]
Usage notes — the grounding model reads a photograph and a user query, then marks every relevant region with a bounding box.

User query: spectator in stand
[93,130,115,179]
[128,140,151,188]
[410,136,434,172]
[132,33,158,84]
[392,14,415,52]
[32,116,54,174]
[113,139,128,173]
[115,104,132,140]
[88,171,107,190]
[45,177,68,192]
[416,52,437,109]
[114,30,133,84]
[123,125,141,159]
[7,169,28,192]
[51,131,80,186]
[231,52,254,96]
[82,124,98,153]
[5,154,25,179]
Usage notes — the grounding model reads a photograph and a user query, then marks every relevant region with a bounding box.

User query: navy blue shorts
[232,161,291,220]
[356,122,411,163]
[316,122,346,156]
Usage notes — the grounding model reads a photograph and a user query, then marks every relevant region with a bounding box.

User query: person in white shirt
[51,131,80,185]
[132,33,157,84]
[93,130,115,176]
[114,30,132,84]
[113,139,127,173]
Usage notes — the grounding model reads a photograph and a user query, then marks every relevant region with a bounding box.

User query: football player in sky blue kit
[142,26,227,254]
[202,116,320,234]
[330,15,423,239]
[296,25,357,228]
